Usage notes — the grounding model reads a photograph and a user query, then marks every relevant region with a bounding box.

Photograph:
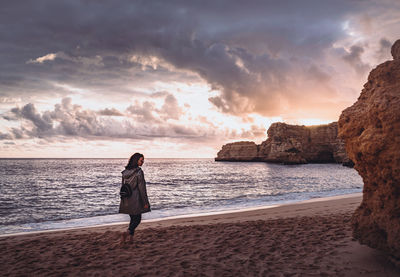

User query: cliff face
[338,39,400,260]
[216,122,351,165]
[215,141,260,161]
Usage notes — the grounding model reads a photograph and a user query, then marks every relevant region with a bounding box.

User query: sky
[0,0,399,158]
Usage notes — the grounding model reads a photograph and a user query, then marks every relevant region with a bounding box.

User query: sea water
[0,158,363,235]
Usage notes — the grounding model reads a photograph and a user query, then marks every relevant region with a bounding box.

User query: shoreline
[1,192,362,238]
[2,192,399,276]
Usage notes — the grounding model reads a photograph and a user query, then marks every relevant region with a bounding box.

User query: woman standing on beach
[119,153,151,243]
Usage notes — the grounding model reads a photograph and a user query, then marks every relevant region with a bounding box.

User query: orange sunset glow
[1,1,400,158]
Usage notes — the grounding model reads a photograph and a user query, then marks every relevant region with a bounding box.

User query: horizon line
[0,157,215,159]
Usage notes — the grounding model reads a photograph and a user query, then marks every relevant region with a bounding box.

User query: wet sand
[1,194,399,276]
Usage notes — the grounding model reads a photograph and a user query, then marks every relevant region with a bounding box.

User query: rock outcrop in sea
[338,39,400,261]
[216,122,351,165]
[215,141,260,162]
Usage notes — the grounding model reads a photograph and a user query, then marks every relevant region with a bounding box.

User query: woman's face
[138,156,144,167]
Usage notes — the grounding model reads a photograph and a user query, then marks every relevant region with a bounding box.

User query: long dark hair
[125,153,144,170]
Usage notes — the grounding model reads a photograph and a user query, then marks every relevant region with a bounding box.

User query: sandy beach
[1,194,399,276]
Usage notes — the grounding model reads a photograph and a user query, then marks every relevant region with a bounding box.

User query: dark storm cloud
[342,45,370,75]
[379,38,392,52]
[0,0,369,116]
[376,38,393,60]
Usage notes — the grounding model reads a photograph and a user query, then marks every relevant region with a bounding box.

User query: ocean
[0,158,363,235]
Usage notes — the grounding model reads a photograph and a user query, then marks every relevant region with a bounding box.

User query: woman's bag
[120,182,132,198]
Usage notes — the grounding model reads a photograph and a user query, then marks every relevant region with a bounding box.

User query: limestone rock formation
[258,123,309,164]
[391,39,400,60]
[216,122,351,165]
[338,39,400,260]
[215,141,260,161]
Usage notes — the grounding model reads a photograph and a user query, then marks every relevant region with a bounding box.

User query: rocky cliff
[215,141,260,162]
[216,122,351,165]
[338,39,400,261]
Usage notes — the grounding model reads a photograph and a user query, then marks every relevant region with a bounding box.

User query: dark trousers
[128,214,142,235]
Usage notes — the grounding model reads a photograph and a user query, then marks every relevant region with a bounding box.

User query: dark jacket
[119,167,151,215]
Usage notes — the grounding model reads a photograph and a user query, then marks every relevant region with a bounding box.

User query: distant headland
[215,121,353,166]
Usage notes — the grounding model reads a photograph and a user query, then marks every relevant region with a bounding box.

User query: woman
[119,153,150,244]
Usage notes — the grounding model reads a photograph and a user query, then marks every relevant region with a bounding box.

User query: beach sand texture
[1,194,399,276]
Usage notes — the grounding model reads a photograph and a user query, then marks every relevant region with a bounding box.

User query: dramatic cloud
[2,1,397,111]
[376,38,393,60]
[342,45,370,75]
[97,108,124,117]
[0,0,399,157]
[1,97,262,144]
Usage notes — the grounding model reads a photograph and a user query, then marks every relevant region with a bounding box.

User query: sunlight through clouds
[1,0,400,157]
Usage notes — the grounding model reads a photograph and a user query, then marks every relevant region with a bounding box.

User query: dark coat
[119,167,151,215]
